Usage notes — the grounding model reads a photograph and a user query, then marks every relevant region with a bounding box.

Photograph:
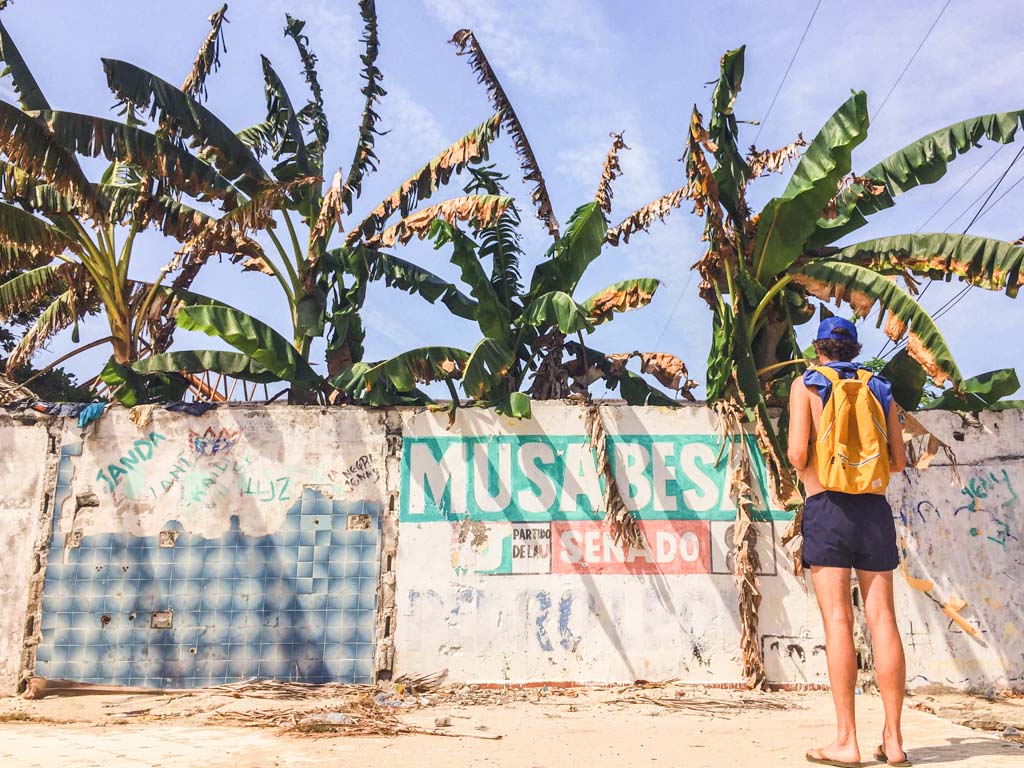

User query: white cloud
[374,82,448,177]
[422,0,616,98]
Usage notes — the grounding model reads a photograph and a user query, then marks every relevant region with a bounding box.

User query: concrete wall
[0,414,54,692]
[394,403,1023,691]
[1,403,1021,694]
[889,410,1024,692]
[20,406,389,691]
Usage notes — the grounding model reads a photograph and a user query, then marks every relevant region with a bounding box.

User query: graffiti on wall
[402,434,789,576]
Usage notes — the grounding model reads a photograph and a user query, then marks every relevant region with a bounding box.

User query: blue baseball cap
[815,316,858,342]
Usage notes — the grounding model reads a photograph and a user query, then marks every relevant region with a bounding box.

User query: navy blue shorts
[801,491,900,571]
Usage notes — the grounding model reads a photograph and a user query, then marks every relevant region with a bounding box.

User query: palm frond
[595,131,628,214]
[348,112,502,244]
[284,13,328,169]
[0,19,48,110]
[181,3,229,100]
[370,194,512,247]
[450,29,559,238]
[341,0,384,213]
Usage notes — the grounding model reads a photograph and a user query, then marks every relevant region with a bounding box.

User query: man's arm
[787,377,811,470]
[886,400,907,473]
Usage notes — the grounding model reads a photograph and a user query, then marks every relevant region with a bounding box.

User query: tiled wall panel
[31,407,387,687]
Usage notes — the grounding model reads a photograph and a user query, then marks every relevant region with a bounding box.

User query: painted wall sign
[401,434,787,525]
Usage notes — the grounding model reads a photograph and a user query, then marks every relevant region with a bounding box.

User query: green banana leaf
[793,259,962,387]
[494,390,532,419]
[176,304,320,387]
[102,58,267,191]
[617,369,679,407]
[100,358,189,407]
[0,20,49,110]
[707,46,749,224]
[880,349,928,411]
[705,302,734,402]
[260,55,313,179]
[355,246,477,320]
[283,14,329,170]
[752,91,869,281]
[340,0,383,211]
[819,232,1024,297]
[528,201,607,298]
[462,337,515,399]
[0,263,66,317]
[432,220,511,342]
[519,291,593,334]
[922,368,1020,412]
[0,200,79,259]
[333,345,468,403]
[811,110,1024,246]
[35,109,240,205]
[132,350,280,383]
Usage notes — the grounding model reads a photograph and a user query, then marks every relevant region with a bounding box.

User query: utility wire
[915,143,1003,233]
[653,270,696,351]
[879,142,1024,361]
[752,0,822,146]
[871,0,953,122]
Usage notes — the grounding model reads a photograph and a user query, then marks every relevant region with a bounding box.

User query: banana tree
[334,32,698,415]
[109,3,511,403]
[605,46,1024,687]
[335,164,688,417]
[0,6,271,401]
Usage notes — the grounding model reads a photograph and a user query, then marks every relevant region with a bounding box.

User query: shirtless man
[788,317,910,768]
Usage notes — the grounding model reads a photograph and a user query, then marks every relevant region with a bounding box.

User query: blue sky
[5,0,1024,397]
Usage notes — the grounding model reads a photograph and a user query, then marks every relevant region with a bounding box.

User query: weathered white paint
[888,410,1024,692]
[0,415,51,693]
[394,403,1023,691]
[1,403,1020,692]
[395,402,826,685]
[60,406,387,537]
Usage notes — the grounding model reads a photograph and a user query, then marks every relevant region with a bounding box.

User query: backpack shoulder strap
[811,365,840,384]
[856,369,874,384]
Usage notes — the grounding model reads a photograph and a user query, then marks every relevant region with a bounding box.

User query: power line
[879,142,1024,361]
[964,166,1024,229]
[871,0,953,122]
[752,0,822,146]
[652,270,697,351]
[915,143,1003,233]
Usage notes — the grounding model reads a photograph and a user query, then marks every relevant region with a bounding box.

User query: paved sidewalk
[1,689,1021,768]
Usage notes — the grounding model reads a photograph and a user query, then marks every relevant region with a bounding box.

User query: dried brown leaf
[181,4,229,100]
[605,185,691,246]
[586,281,657,324]
[370,194,511,248]
[312,168,344,246]
[637,352,687,391]
[347,112,502,244]
[745,133,806,179]
[451,29,559,239]
[595,131,628,214]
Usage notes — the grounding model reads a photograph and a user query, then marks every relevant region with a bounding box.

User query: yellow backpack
[811,366,890,494]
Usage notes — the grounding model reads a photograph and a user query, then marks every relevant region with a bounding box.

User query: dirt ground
[0,681,1021,768]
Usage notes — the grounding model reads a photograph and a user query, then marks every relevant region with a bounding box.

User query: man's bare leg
[858,568,907,764]
[807,565,861,764]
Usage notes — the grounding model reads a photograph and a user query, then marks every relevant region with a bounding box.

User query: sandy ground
[0,683,1021,768]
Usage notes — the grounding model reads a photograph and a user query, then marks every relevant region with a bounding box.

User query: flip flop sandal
[805,751,862,767]
[873,746,912,766]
